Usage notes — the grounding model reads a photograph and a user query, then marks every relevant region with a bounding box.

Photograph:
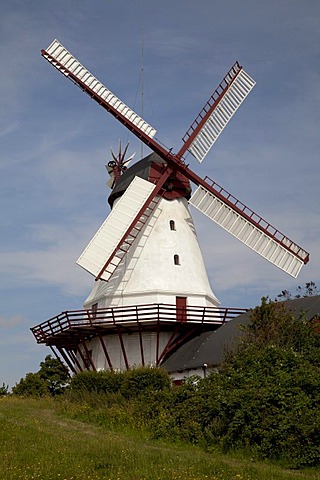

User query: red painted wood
[177,62,242,158]
[176,296,187,322]
[41,48,309,265]
[95,166,173,281]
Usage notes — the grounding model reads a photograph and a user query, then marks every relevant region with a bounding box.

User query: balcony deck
[31,303,248,346]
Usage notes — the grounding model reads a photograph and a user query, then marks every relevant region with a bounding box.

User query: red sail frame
[41,44,310,273]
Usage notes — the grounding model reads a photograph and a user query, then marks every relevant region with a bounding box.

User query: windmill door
[176,296,187,322]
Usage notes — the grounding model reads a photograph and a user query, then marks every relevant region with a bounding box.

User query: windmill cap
[108,152,191,207]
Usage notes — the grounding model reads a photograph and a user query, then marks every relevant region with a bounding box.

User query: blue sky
[1,0,319,388]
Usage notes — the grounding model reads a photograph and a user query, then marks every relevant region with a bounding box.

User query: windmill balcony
[31,304,248,373]
[31,303,247,346]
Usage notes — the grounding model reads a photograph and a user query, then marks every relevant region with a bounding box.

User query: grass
[0,396,319,480]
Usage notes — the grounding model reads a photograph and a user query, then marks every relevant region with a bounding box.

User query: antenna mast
[140,32,145,159]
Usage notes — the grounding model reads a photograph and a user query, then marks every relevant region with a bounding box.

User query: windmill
[32,39,309,374]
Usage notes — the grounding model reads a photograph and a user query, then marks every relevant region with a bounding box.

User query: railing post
[81,339,96,371]
[202,306,206,324]
[111,307,116,325]
[136,306,145,367]
[117,327,129,370]
[52,346,77,375]
[98,335,113,371]
[71,347,84,372]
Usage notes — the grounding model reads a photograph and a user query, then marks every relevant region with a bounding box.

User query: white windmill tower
[32,40,309,374]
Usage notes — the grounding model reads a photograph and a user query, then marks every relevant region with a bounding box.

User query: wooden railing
[31,304,248,344]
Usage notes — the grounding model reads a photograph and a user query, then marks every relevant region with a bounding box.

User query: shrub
[69,370,123,394]
[198,299,320,468]
[120,367,171,399]
[50,298,320,468]
[69,367,171,399]
[134,299,320,467]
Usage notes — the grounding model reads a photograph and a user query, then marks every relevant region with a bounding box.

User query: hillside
[0,397,319,480]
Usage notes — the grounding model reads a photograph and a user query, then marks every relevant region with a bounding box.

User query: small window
[174,254,180,265]
[169,220,176,231]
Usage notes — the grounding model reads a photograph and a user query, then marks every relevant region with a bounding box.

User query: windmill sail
[77,176,158,281]
[42,39,157,139]
[189,179,309,278]
[179,62,255,163]
[41,41,310,278]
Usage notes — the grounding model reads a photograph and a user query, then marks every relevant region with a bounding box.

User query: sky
[1,0,319,388]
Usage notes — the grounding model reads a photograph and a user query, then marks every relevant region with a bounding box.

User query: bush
[61,367,172,435]
[52,298,320,468]
[192,298,320,467]
[69,370,123,394]
[69,367,171,399]
[133,299,320,467]
[120,367,171,399]
[202,346,320,467]
[135,377,210,445]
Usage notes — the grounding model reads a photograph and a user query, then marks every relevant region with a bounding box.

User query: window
[174,254,180,265]
[169,220,176,231]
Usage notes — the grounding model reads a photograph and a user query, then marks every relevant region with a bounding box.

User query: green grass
[0,397,319,480]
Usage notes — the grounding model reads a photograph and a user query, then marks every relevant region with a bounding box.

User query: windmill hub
[108,152,191,208]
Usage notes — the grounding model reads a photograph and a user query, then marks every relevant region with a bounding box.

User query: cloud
[0,221,96,296]
[0,315,25,328]
[0,121,21,138]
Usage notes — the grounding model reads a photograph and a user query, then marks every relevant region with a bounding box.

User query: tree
[243,296,317,354]
[12,372,48,397]
[143,298,320,467]
[201,298,320,467]
[0,383,9,396]
[38,355,70,395]
[295,281,319,298]
[12,355,69,397]
[277,281,319,300]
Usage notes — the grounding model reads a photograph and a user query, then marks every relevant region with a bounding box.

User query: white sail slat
[188,69,256,163]
[77,176,156,280]
[43,39,157,139]
[189,186,304,278]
